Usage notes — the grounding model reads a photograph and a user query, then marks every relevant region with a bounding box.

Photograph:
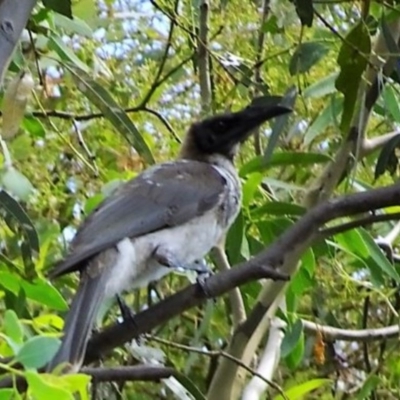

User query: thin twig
[145,335,288,399]
[319,211,400,238]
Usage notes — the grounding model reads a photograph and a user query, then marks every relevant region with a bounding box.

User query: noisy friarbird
[47,100,292,372]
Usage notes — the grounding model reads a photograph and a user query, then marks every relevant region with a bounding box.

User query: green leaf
[251,201,305,218]
[1,167,34,202]
[303,72,339,99]
[43,0,72,18]
[263,86,297,164]
[335,22,371,132]
[381,15,400,83]
[53,13,93,37]
[67,67,154,165]
[359,228,400,282]
[273,379,331,400]
[0,272,20,294]
[173,371,206,400]
[226,211,245,265]
[0,388,20,400]
[26,371,73,400]
[61,374,91,400]
[290,267,313,296]
[304,96,343,145]
[335,228,369,259]
[22,116,46,138]
[49,36,90,73]
[0,190,39,253]
[16,336,61,369]
[356,375,380,399]
[240,152,330,176]
[242,173,263,207]
[283,322,304,369]
[281,319,303,358]
[4,309,23,344]
[375,133,400,179]
[21,279,68,311]
[293,0,313,27]
[263,177,305,192]
[382,85,400,122]
[289,42,329,75]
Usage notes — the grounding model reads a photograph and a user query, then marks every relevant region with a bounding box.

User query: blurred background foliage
[1,0,400,398]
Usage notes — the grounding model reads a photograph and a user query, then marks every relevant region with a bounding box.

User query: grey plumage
[47,101,292,372]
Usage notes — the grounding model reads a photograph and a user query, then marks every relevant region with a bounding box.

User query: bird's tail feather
[47,270,110,373]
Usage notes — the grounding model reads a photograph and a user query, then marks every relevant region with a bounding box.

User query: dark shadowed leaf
[293,0,313,27]
[43,0,72,18]
[226,211,245,264]
[381,15,400,83]
[374,133,400,179]
[173,372,206,400]
[281,319,303,358]
[335,22,371,132]
[289,42,329,75]
[0,190,39,253]
[263,86,297,164]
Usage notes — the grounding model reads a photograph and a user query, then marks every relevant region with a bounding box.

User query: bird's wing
[49,160,227,278]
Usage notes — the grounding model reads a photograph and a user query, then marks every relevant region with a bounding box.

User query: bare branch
[302,320,400,342]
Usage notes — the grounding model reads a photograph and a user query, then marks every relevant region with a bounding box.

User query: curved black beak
[224,102,292,143]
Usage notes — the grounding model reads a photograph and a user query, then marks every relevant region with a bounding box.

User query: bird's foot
[196,271,215,301]
[147,281,163,306]
[116,296,143,344]
[116,295,136,324]
[153,247,211,274]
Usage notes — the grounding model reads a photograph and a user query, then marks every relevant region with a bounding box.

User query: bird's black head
[182,100,292,161]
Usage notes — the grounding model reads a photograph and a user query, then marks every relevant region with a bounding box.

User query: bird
[46,99,292,373]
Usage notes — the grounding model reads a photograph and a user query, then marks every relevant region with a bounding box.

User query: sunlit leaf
[273,379,331,400]
[4,309,23,344]
[26,372,73,400]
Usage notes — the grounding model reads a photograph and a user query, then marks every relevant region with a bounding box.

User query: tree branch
[302,319,400,342]
[81,365,175,382]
